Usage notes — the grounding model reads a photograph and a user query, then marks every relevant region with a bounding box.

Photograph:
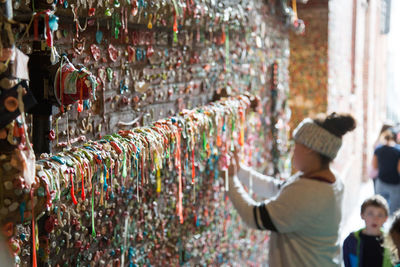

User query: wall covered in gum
[0,0,292,265]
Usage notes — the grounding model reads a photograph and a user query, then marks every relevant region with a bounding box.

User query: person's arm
[342,234,358,267]
[236,164,284,198]
[342,236,351,267]
[398,159,400,174]
[368,155,379,179]
[227,174,278,231]
[372,155,379,170]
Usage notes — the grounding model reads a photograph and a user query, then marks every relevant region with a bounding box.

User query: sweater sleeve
[343,234,356,267]
[227,174,277,231]
[236,164,283,198]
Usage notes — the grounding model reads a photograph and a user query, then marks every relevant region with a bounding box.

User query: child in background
[389,210,400,266]
[343,195,392,267]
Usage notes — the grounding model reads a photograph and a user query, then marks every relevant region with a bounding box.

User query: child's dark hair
[361,195,389,217]
[313,112,356,165]
[390,210,400,236]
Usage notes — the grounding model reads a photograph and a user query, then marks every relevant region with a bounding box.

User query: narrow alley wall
[288,0,328,130]
[289,0,389,229]
[328,0,389,223]
[327,0,364,225]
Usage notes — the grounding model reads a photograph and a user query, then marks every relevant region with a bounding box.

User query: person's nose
[372,215,383,222]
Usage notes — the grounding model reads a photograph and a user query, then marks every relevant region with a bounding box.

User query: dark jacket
[343,228,392,267]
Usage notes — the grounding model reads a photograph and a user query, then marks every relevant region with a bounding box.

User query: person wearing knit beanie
[225,112,356,267]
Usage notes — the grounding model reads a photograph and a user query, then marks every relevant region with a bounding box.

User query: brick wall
[288,0,329,130]
[328,0,365,222]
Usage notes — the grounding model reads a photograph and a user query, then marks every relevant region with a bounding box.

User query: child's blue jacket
[343,228,392,267]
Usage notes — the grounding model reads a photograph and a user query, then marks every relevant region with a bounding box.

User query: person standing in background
[389,210,400,266]
[372,129,400,215]
[369,123,394,192]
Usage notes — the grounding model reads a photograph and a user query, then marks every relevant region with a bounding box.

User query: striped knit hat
[293,118,343,159]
